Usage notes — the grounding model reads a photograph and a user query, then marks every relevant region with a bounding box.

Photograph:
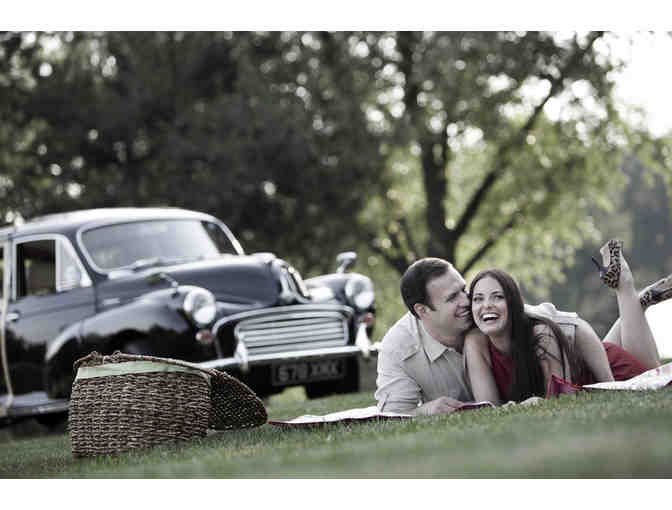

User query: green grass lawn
[2,385,672,478]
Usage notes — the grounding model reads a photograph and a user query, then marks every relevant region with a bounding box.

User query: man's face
[415,266,472,339]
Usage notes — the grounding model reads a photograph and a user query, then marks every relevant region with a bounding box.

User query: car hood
[96,254,284,308]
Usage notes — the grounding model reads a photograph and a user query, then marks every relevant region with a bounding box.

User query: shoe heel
[640,274,672,308]
[595,239,622,289]
[591,257,606,279]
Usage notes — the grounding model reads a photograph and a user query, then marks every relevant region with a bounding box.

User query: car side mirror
[336,252,357,274]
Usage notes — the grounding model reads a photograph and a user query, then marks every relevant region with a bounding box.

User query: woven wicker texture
[69,351,267,457]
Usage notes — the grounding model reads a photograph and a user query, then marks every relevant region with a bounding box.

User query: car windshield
[80,219,241,272]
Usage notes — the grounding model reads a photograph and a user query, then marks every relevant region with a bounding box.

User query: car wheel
[304,356,360,399]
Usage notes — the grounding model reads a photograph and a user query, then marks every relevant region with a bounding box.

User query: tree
[353,32,642,289]
[0,31,388,273]
[2,31,666,293]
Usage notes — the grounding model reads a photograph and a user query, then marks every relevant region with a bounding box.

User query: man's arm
[375,342,465,416]
[375,343,423,413]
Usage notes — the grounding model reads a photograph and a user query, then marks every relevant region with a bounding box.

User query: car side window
[16,238,87,298]
[17,240,57,297]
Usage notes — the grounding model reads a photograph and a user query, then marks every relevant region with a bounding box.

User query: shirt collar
[418,321,451,362]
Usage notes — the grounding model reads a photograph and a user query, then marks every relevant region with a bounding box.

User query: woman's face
[471,276,511,338]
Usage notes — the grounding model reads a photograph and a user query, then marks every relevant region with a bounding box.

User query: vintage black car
[0,208,376,426]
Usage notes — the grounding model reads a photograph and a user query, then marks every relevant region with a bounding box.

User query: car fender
[82,297,191,352]
[44,290,193,398]
[305,272,376,343]
[306,272,374,307]
[305,273,351,301]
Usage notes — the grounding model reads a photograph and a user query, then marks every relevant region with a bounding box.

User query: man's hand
[412,396,464,416]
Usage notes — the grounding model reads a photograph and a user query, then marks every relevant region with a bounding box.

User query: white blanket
[268,401,495,426]
[584,361,672,391]
[268,405,412,426]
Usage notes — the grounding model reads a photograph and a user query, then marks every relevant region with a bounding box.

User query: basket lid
[73,351,267,430]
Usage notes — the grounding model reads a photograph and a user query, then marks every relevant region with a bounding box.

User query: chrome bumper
[196,322,380,372]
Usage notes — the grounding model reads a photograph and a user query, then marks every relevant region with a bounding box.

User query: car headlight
[183,288,217,327]
[344,275,375,311]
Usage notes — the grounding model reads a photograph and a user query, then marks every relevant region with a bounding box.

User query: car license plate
[271,358,345,386]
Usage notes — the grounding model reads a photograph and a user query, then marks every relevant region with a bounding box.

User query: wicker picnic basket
[68,351,267,457]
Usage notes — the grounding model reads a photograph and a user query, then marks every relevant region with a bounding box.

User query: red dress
[488,341,648,400]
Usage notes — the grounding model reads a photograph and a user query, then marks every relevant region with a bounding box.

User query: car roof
[0,207,219,240]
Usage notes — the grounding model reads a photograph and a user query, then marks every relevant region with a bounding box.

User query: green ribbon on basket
[75,361,209,382]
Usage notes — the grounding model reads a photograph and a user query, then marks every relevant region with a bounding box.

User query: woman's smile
[471,276,510,337]
[476,310,505,333]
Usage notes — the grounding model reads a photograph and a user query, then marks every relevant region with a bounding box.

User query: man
[375,257,578,415]
[375,258,475,416]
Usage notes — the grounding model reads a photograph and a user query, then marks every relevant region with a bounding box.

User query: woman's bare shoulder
[464,328,490,351]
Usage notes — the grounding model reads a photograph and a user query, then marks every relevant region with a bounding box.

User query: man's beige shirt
[375,312,473,413]
[374,303,579,413]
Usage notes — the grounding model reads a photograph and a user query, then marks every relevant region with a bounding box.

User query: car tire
[304,356,360,399]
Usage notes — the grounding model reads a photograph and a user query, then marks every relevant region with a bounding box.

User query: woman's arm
[463,331,503,405]
[533,324,570,389]
[573,318,614,382]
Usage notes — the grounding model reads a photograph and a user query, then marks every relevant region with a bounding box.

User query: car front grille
[233,309,349,355]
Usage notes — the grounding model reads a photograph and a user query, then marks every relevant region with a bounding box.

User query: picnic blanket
[268,406,412,427]
[547,361,672,396]
[268,401,495,427]
[583,361,672,391]
[270,363,672,427]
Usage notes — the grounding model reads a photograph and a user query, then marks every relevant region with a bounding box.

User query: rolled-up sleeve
[375,344,421,413]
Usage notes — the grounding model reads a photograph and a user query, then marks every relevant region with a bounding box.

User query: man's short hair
[400,257,453,318]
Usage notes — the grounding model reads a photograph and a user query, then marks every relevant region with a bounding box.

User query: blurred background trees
[1,30,670,338]
[0,31,388,273]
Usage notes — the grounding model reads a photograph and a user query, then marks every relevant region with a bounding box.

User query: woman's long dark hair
[468,269,583,401]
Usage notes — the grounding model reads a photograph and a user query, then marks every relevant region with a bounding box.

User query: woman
[464,240,671,405]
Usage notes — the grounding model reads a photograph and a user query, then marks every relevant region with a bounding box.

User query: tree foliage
[1,31,668,296]
[354,32,642,282]
[0,31,388,273]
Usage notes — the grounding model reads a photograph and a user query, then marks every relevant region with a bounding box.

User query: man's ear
[413,303,426,318]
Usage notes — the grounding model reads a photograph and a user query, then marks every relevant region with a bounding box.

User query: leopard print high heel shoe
[639,274,672,309]
[591,239,623,289]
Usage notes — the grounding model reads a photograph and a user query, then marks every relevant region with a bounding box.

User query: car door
[4,235,95,396]
[1,241,12,413]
